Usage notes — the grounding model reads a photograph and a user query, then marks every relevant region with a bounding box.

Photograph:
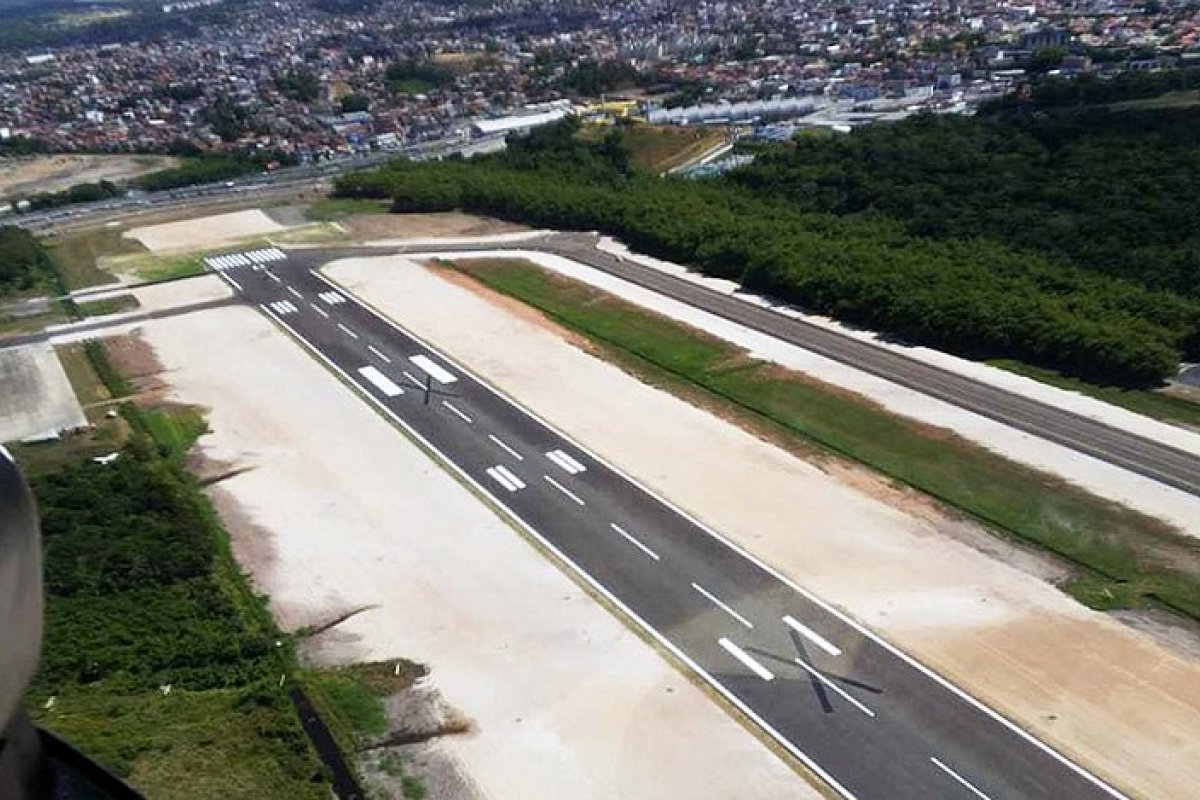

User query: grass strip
[451,258,1200,620]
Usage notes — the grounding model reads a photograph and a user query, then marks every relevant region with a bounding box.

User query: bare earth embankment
[323,254,1200,800]
[0,154,179,198]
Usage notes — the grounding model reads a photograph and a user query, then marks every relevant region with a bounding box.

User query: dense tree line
[0,0,250,52]
[134,153,292,192]
[986,66,1200,111]
[337,120,1197,386]
[0,225,52,294]
[384,60,454,95]
[555,59,645,96]
[24,180,123,211]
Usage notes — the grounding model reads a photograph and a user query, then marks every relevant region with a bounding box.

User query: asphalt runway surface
[204,246,1128,800]
[419,232,1200,498]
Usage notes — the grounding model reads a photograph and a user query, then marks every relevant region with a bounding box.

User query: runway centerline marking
[286,286,303,299]
[337,323,359,339]
[718,637,774,681]
[609,523,660,561]
[692,582,753,629]
[488,434,523,461]
[442,400,473,424]
[402,370,424,388]
[310,303,329,318]
[546,449,586,475]
[409,354,457,384]
[357,365,403,397]
[794,659,875,718]
[265,270,281,283]
[367,345,391,363]
[930,757,991,800]
[783,615,842,657]
[544,474,585,506]
[486,465,525,492]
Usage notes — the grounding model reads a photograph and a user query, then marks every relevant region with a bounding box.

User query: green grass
[128,254,207,284]
[585,124,727,173]
[402,776,428,799]
[300,661,423,749]
[452,259,1200,620]
[76,293,140,318]
[988,358,1200,429]
[46,228,144,290]
[304,196,391,221]
[1110,89,1200,110]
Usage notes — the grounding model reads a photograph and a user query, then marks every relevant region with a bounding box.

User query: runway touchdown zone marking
[357,366,403,397]
[546,449,586,475]
[268,300,298,316]
[487,465,525,492]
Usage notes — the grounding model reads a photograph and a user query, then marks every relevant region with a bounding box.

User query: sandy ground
[0,154,179,198]
[123,209,287,253]
[342,211,528,242]
[130,273,232,313]
[136,305,820,800]
[325,254,1200,800]
[0,343,86,442]
[420,248,1200,541]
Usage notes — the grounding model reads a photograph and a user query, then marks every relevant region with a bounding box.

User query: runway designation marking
[488,434,524,461]
[609,523,660,561]
[442,400,473,424]
[794,659,875,718]
[357,366,403,397]
[693,582,753,629]
[367,345,391,363]
[783,615,842,657]
[930,757,991,800]
[337,323,359,339]
[718,638,774,681]
[487,465,525,492]
[546,449,586,475]
[409,354,457,384]
[544,474,585,506]
[310,303,329,318]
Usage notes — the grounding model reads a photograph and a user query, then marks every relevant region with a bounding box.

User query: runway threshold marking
[486,465,525,492]
[409,354,457,384]
[442,400,473,424]
[718,637,774,681]
[544,474,585,506]
[337,323,359,339]
[367,345,391,363]
[488,434,524,461]
[357,366,403,397]
[609,523,660,561]
[783,615,842,657]
[794,659,875,718]
[692,582,753,629]
[930,757,991,799]
[546,449,586,475]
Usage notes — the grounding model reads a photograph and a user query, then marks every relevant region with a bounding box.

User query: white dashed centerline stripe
[286,286,302,299]
[609,523,660,561]
[367,345,391,363]
[488,434,524,461]
[402,370,423,388]
[544,474,585,506]
[692,582,753,629]
[266,270,281,284]
[310,303,329,318]
[794,659,876,718]
[409,354,457,384]
[442,400,473,424]
[337,323,359,339]
[930,758,992,800]
[546,449,586,475]
[783,615,843,657]
[357,366,403,397]
[718,638,774,681]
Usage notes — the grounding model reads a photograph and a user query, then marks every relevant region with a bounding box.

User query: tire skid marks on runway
[486,464,526,492]
[546,448,586,475]
[794,659,876,718]
[692,582,753,629]
[718,637,774,681]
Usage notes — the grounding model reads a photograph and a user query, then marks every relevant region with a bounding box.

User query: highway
[420,232,1200,498]
[205,245,1128,800]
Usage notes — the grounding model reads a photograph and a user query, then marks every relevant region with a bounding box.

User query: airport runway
[207,246,1127,800]
[424,232,1200,498]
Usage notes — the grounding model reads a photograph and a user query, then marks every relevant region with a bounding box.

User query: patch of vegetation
[0,225,56,295]
[23,179,124,212]
[76,294,139,318]
[21,342,330,796]
[135,152,292,193]
[384,60,453,95]
[301,660,423,748]
[451,258,1200,620]
[988,359,1200,429]
[304,196,390,221]
[47,227,143,291]
[584,124,726,174]
[402,775,427,799]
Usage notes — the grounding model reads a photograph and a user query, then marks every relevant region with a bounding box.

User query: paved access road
[427,232,1200,497]
[207,247,1127,800]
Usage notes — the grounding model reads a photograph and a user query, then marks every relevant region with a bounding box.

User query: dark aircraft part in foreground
[0,448,142,800]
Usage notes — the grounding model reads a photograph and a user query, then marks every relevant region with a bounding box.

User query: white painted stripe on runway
[367,345,391,363]
[488,434,523,461]
[320,290,345,305]
[692,582,753,629]
[266,270,281,283]
[930,758,992,800]
[282,301,298,313]
[337,323,359,339]
[544,474,584,506]
[609,523,660,561]
[783,615,843,657]
[794,659,875,718]
[310,303,329,318]
[286,286,302,299]
[402,370,423,388]
[222,274,242,291]
[718,637,774,681]
[269,248,285,260]
[357,365,403,397]
[493,464,525,490]
[546,449,586,474]
[409,354,457,384]
[252,300,861,800]
[442,400,473,424]
[486,466,519,492]
[232,254,250,266]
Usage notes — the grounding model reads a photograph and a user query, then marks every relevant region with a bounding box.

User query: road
[205,245,1128,800]
[415,232,1200,498]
